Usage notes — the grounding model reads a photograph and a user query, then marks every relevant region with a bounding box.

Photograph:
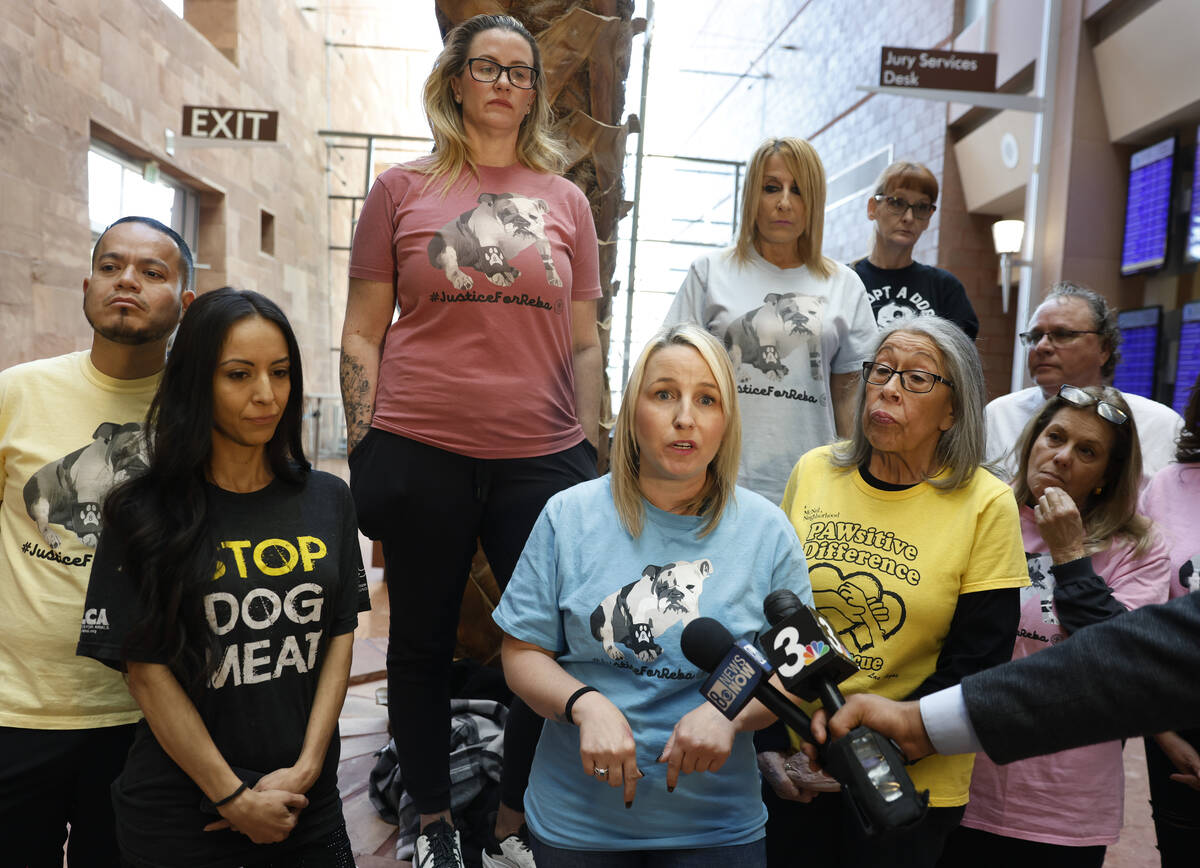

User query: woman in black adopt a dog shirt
[343,13,604,868]
[77,288,370,868]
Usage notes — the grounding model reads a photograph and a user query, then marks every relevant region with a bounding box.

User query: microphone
[761,589,858,705]
[681,614,927,835]
[680,615,816,743]
[758,590,928,833]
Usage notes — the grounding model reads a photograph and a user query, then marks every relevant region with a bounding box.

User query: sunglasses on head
[1057,384,1128,425]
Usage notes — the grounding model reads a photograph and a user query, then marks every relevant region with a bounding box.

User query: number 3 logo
[773,626,805,678]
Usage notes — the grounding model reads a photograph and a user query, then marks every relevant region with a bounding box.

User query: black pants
[121,825,354,868]
[350,429,596,815]
[260,825,355,868]
[0,723,135,868]
[938,825,1105,868]
[763,783,964,868]
[1145,731,1200,867]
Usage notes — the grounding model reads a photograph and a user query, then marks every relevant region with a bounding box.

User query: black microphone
[680,616,816,743]
[761,588,858,705]
[759,590,928,834]
[681,614,927,836]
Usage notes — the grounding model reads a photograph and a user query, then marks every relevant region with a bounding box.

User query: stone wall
[0,0,431,395]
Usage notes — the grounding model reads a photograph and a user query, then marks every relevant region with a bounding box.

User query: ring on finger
[593,766,609,777]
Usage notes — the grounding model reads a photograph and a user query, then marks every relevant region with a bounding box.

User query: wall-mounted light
[992,219,1030,314]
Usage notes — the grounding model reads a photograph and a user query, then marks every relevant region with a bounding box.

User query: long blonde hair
[611,324,742,539]
[417,14,566,193]
[733,137,834,278]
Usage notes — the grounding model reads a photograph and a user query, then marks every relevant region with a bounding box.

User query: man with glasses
[853,161,979,339]
[984,281,1182,478]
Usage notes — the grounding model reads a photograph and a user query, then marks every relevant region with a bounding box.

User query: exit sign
[182,106,279,142]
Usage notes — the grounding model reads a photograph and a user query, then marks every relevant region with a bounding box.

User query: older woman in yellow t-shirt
[763,316,1028,868]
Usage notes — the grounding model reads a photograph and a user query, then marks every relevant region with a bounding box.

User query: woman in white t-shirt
[663,137,877,504]
[340,14,602,868]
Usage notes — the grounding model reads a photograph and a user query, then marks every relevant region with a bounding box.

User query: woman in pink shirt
[943,385,1171,867]
[1140,372,1200,867]
[340,14,602,868]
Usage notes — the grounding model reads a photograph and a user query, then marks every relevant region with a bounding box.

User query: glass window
[87,142,199,256]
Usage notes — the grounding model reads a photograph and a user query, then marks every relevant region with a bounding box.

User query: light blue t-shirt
[492,476,813,851]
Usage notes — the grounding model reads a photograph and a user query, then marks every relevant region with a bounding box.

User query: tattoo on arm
[339,352,374,453]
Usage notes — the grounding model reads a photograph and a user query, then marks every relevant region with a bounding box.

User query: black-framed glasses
[1057,384,1128,425]
[862,362,953,393]
[1018,328,1101,348]
[872,194,936,221]
[466,58,538,89]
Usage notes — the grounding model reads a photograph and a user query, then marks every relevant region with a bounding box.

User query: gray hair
[1040,281,1121,379]
[831,317,987,490]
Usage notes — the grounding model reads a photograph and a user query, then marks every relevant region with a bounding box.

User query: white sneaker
[415,819,466,868]
[482,824,536,868]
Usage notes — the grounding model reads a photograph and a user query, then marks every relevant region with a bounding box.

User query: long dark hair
[103,287,309,692]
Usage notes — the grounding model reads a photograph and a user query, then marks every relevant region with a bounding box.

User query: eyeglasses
[466,58,538,89]
[872,194,936,221]
[1018,328,1101,348]
[1057,384,1128,425]
[861,362,954,393]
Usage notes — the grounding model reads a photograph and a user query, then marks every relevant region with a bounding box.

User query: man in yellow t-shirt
[0,217,194,865]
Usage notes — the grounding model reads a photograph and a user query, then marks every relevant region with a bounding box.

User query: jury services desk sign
[879,47,997,92]
[182,106,279,142]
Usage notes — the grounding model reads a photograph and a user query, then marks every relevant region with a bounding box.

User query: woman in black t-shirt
[77,288,370,868]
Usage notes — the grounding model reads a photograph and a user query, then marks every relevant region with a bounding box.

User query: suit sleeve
[962,592,1200,764]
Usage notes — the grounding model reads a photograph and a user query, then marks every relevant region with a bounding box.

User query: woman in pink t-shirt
[340,14,602,868]
[941,385,1171,867]
[1140,372,1200,868]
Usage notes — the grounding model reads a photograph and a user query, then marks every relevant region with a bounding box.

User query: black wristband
[212,781,248,808]
[564,685,598,725]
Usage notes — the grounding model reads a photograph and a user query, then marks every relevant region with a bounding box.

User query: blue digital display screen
[1113,307,1160,400]
[1187,130,1200,264]
[1121,138,1175,275]
[1173,301,1200,414]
